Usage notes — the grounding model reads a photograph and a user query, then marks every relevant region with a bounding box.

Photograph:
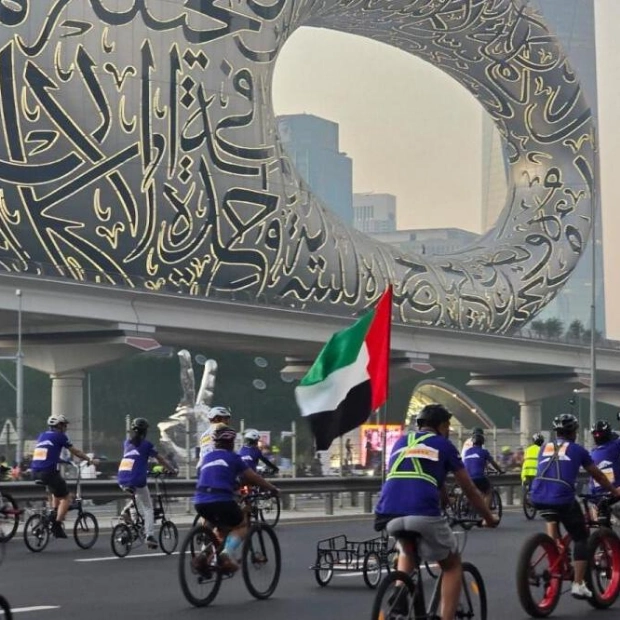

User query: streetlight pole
[15,289,24,465]
[589,130,599,446]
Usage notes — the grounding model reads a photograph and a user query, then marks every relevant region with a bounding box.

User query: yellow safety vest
[386,432,438,486]
[521,443,540,481]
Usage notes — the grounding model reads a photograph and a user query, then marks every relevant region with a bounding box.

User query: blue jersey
[375,431,464,517]
[589,439,620,493]
[31,430,72,471]
[117,439,157,488]
[531,440,593,505]
[238,445,262,471]
[194,449,249,504]
[462,446,491,480]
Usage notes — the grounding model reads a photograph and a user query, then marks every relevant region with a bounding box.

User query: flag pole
[380,286,393,485]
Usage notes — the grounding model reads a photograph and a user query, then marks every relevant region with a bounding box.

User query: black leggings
[534,500,589,561]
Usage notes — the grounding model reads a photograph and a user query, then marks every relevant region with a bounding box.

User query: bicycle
[457,471,503,524]
[516,493,620,617]
[522,482,537,521]
[0,539,12,619]
[371,517,487,620]
[0,488,22,543]
[110,471,178,557]
[178,520,281,607]
[23,461,99,552]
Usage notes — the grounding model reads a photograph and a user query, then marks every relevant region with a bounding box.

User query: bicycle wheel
[159,520,179,554]
[457,494,473,519]
[23,514,50,552]
[458,562,487,619]
[0,594,12,620]
[516,532,562,617]
[363,551,384,589]
[370,570,416,620]
[242,523,281,599]
[314,551,334,586]
[491,489,503,523]
[586,527,620,609]
[73,512,99,549]
[258,495,281,528]
[0,493,19,543]
[178,525,222,607]
[191,512,201,528]
[111,523,132,557]
[523,489,537,521]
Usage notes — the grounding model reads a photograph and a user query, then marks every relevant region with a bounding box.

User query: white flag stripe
[295,345,369,416]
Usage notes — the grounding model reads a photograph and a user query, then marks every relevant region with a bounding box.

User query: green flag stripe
[299,308,374,387]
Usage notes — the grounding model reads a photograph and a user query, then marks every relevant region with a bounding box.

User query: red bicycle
[516,494,620,617]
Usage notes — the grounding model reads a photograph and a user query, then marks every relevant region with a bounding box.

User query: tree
[567,319,585,342]
[544,318,564,340]
[530,320,546,339]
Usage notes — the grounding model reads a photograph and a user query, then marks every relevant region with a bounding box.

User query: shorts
[195,500,244,528]
[472,477,491,493]
[534,500,588,542]
[385,515,458,562]
[32,470,69,498]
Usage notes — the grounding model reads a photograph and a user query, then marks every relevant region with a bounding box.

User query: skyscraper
[481,0,606,335]
[276,114,353,226]
[353,193,397,234]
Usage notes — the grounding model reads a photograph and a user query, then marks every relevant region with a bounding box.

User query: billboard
[360,424,404,471]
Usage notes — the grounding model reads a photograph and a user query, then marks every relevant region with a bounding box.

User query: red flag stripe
[364,286,392,411]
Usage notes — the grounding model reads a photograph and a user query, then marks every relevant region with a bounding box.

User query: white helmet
[207,406,232,421]
[244,429,260,443]
[47,414,69,427]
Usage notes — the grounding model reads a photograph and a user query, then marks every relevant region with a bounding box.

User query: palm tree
[530,320,546,339]
[567,320,585,342]
[545,318,564,340]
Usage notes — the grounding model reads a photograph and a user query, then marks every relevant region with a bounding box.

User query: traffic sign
[0,419,16,444]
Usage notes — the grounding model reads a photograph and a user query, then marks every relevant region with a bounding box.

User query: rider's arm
[241,468,279,495]
[155,453,176,472]
[453,468,497,526]
[585,463,620,496]
[68,446,91,464]
[488,457,503,473]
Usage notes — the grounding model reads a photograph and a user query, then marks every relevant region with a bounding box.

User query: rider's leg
[133,486,155,538]
[222,522,247,558]
[55,494,72,523]
[437,552,463,620]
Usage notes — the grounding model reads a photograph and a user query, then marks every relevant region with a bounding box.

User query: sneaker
[191,553,213,578]
[146,535,159,549]
[218,552,239,574]
[52,521,67,539]
[571,581,593,599]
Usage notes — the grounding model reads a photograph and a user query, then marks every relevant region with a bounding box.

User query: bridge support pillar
[51,371,85,450]
[519,400,542,447]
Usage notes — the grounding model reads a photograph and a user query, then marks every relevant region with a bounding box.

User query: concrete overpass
[0,273,618,451]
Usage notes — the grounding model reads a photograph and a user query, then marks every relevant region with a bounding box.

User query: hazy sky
[272,1,620,339]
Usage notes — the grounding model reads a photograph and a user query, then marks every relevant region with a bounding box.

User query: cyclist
[530,413,620,599]
[239,429,279,475]
[117,417,176,549]
[374,403,497,620]
[193,424,279,573]
[196,406,232,468]
[460,427,484,457]
[462,432,503,510]
[589,420,620,519]
[30,414,93,538]
[521,432,545,487]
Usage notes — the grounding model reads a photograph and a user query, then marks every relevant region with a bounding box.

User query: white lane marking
[12,606,60,613]
[76,551,179,562]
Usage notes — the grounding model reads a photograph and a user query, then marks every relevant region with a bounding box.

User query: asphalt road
[1,509,615,619]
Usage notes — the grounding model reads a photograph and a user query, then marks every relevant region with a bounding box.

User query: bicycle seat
[392,529,422,543]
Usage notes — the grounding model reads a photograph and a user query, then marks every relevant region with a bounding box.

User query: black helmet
[131,417,149,433]
[532,432,545,446]
[552,413,579,434]
[416,404,451,428]
[471,427,484,436]
[591,420,612,444]
[472,433,485,446]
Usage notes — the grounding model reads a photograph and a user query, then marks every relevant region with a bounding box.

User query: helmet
[532,432,545,446]
[210,424,237,445]
[552,413,579,434]
[207,406,232,421]
[47,414,69,427]
[131,417,149,433]
[471,427,484,436]
[591,420,612,444]
[472,433,485,446]
[416,403,451,428]
[244,429,260,443]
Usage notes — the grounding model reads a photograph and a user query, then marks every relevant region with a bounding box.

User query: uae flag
[295,287,392,451]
